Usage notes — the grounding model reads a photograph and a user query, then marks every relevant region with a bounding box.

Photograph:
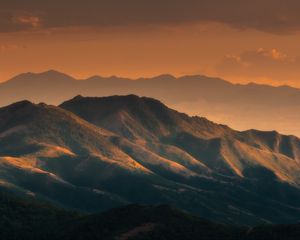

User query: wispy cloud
[0,44,26,52]
[14,14,41,28]
[216,48,300,84]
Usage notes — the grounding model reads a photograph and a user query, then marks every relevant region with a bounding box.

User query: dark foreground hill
[54,204,300,240]
[1,95,300,225]
[1,190,300,240]
[0,188,78,240]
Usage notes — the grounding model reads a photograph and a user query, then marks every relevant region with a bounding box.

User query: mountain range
[1,70,300,136]
[1,95,300,226]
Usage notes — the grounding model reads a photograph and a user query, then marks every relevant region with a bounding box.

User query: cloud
[0,44,25,52]
[14,14,41,28]
[1,0,300,34]
[216,48,300,83]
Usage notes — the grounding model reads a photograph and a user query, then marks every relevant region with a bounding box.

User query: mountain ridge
[60,95,300,182]
[1,70,300,137]
[2,95,300,224]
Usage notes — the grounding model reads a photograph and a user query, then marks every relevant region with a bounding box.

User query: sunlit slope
[2,97,300,224]
[61,95,300,184]
[0,101,166,211]
[0,100,219,214]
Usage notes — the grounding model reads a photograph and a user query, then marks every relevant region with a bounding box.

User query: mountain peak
[0,100,36,111]
[60,94,179,139]
[69,94,85,101]
[60,94,226,143]
[34,70,74,80]
[6,70,75,84]
[149,74,176,81]
[0,100,40,132]
[43,69,62,74]
[62,94,160,106]
[60,95,170,120]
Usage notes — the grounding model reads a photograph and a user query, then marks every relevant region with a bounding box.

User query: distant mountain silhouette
[1,70,300,136]
[2,95,300,225]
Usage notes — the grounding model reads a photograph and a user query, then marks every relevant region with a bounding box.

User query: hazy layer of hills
[1,189,300,240]
[1,70,300,136]
[1,95,300,226]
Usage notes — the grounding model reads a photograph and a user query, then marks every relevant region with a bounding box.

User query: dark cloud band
[1,0,300,33]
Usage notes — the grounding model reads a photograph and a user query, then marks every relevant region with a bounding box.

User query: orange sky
[1,1,300,87]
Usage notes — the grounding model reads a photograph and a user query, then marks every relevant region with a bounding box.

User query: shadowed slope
[0,99,226,221]
[61,95,300,183]
[0,100,168,212]
[0,188,79,240]
[2,97,300,224]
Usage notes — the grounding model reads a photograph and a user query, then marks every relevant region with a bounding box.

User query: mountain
[61,95,300,183]
[1,70,300,136]
[2,95,300,225]
[0,100,131,212]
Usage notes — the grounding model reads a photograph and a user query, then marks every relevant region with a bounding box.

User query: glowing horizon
[2,1,300,87]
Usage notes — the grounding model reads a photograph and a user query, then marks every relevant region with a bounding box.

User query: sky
[1,0,300,87]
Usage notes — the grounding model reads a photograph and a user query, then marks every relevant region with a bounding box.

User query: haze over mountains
[4,1,300,238]
[2,95,300,225]
[1,70,300,137]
